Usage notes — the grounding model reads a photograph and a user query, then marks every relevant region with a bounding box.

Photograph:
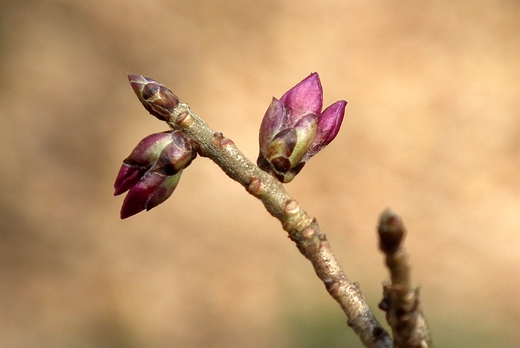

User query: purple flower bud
[114,130,197,219]
[279,73,323,119]
[302,100,347,162]
[119,170,183,220]
[257,73,347,183]
[128,74,179,121]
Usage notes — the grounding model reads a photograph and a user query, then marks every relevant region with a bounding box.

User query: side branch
[168,103,393,348]
[378,209,433,348]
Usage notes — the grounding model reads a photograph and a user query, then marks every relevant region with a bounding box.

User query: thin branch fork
[126,75,433,347]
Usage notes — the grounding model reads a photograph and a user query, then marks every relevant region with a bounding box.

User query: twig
[166,103,393,347]
[378,209,433,348]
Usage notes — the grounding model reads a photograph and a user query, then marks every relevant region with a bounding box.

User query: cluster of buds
[114,75,196,219]
[114,130,197,219]
[257,73,346,183]
[116,73,346,218]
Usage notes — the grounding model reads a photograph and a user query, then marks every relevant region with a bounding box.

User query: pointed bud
[114,130,197,219]
[257,73,347,183]
[114,132,173,196]
[128,74,179,121]
[279,72,323,119]
[302,100,346,162]
[258,98,285,154]
[119,170,183,219]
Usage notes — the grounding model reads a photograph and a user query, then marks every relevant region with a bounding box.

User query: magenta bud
[114,132,173,196]
[114,130,197,219]
[257,73,347,183]
[302,100,346,162]
[128,74,179,121]
[279,72,323,118]
[119,170,182,219]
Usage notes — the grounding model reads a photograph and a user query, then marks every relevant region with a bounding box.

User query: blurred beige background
[1,0,519,347]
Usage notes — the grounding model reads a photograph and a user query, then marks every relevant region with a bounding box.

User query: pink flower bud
[257,73,347,183]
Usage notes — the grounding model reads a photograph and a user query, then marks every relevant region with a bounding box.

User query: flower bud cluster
[116,73,346,218]
[114,130,197,219]
[257,73,346,183]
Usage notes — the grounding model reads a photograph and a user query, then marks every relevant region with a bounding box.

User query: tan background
[1,0,519,347]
